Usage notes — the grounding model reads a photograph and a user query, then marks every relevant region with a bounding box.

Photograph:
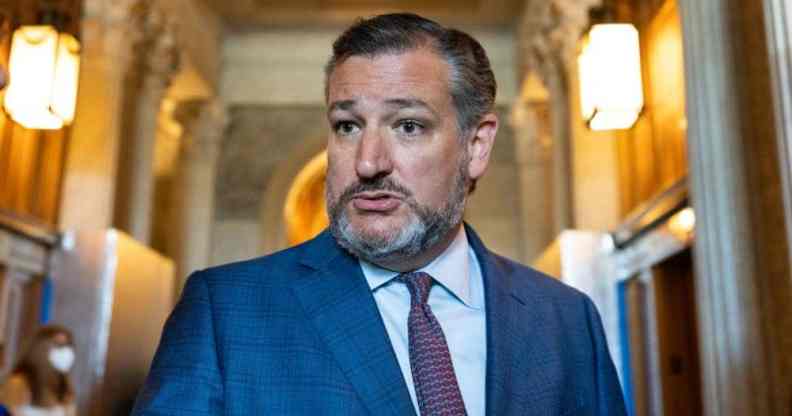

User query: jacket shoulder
[193,237,316,287]
[486,251,588,303]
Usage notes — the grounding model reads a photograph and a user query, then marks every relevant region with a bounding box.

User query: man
[132,13,626,416]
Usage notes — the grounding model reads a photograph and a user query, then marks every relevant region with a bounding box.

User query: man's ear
[466,112,498,181]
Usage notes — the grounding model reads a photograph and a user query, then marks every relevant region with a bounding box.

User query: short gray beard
[327,159,469,266]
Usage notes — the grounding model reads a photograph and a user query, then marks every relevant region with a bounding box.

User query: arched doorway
[283,151,328,246]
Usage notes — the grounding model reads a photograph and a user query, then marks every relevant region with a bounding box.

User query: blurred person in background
[0,326,76,416]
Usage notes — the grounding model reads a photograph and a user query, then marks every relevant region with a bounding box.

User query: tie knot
[397,271,434,305]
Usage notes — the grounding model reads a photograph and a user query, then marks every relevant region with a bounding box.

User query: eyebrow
[327,98,438,117]
[327,100,356,114]
[385,98,433,112]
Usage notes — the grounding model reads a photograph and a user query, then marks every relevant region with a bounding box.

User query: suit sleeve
[131,271,224,415]
[583,296,628,416]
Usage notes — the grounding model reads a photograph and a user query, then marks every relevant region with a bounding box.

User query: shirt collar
[359,226,475,308]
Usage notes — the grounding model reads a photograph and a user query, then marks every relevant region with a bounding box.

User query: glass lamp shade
[52,32,81,124]
[4,25,81,130]
[578,23,644,131]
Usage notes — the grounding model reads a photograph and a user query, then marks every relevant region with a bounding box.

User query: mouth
[350,191,403,212]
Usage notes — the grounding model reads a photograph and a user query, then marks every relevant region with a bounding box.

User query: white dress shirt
[359,226,487,415]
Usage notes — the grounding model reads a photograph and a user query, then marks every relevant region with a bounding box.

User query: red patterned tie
[398,272,467,416]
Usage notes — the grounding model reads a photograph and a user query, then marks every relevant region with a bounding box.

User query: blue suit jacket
[132,225,626,415]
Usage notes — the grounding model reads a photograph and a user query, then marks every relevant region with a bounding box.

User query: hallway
[0,0,790,414]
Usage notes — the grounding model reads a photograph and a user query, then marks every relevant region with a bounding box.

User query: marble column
[116,5,180,244]
[678,1,792,414]
[171,99,228,294]
[58,0,146,231]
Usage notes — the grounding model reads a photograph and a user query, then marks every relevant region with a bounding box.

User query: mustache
[336,177,413,206]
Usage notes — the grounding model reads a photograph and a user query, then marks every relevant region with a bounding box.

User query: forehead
[327,48,451,106]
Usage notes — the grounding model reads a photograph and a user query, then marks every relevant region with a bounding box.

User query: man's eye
[395,120,424,136]
[333,121,360,136]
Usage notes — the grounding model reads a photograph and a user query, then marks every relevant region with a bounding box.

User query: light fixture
[668,207,696,237]
[3,8,80,130]
[578,23,643,131]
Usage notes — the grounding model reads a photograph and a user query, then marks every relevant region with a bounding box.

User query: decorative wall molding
[678,0,792,414]
[0,228,48,276]
[679,0,764,411]
[764,0,792,265]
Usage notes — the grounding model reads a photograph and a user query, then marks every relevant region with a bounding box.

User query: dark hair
[13,325,75,404]
[325,13,497,134]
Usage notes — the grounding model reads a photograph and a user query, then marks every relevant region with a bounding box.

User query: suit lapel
[466,226,558,415]
[291,231,416,416]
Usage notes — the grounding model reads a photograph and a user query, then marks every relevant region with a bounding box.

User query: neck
[371,222,461,273]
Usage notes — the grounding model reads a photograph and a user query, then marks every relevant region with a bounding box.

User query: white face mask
[48,347,75,373]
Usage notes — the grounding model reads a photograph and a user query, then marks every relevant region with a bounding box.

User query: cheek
[399,156,457,199]
[326,154,353,195]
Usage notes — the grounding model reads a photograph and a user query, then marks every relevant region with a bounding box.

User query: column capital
[518,0,601,83]
[83,0,144,23]
[80,0,148,66]
[132,2,181,88]
[174,99,229,161]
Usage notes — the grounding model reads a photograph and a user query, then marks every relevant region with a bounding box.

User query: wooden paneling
[644,0,688,184]
[0,121,68,226]
[617,0,689,215]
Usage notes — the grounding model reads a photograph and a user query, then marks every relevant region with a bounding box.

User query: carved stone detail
[514,0,602,232]
[112,1,182,244]
[174,99,229,162]
[130,1,181,91]
[83,0,143,22]
[81,0,149,65]
[518,0,601,84]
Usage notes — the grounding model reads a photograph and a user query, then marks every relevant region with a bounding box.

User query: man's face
[325,47,472,266]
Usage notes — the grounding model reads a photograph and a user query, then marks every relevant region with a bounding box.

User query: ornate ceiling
[198,0,526,29]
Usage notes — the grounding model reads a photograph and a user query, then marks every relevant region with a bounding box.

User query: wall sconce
[578,23,644,131]
[668,206,695,239]
[3,9,80,130]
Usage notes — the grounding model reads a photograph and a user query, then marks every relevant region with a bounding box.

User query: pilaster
[116,2,180,244]
[171,99,228,294]
[516,0,602,234]
[678,0,792,414]
[510,81,555,260]
[58,0,147,232]
[764,0,792,270]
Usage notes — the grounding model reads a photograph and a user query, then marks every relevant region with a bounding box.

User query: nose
[355,129,393,179]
